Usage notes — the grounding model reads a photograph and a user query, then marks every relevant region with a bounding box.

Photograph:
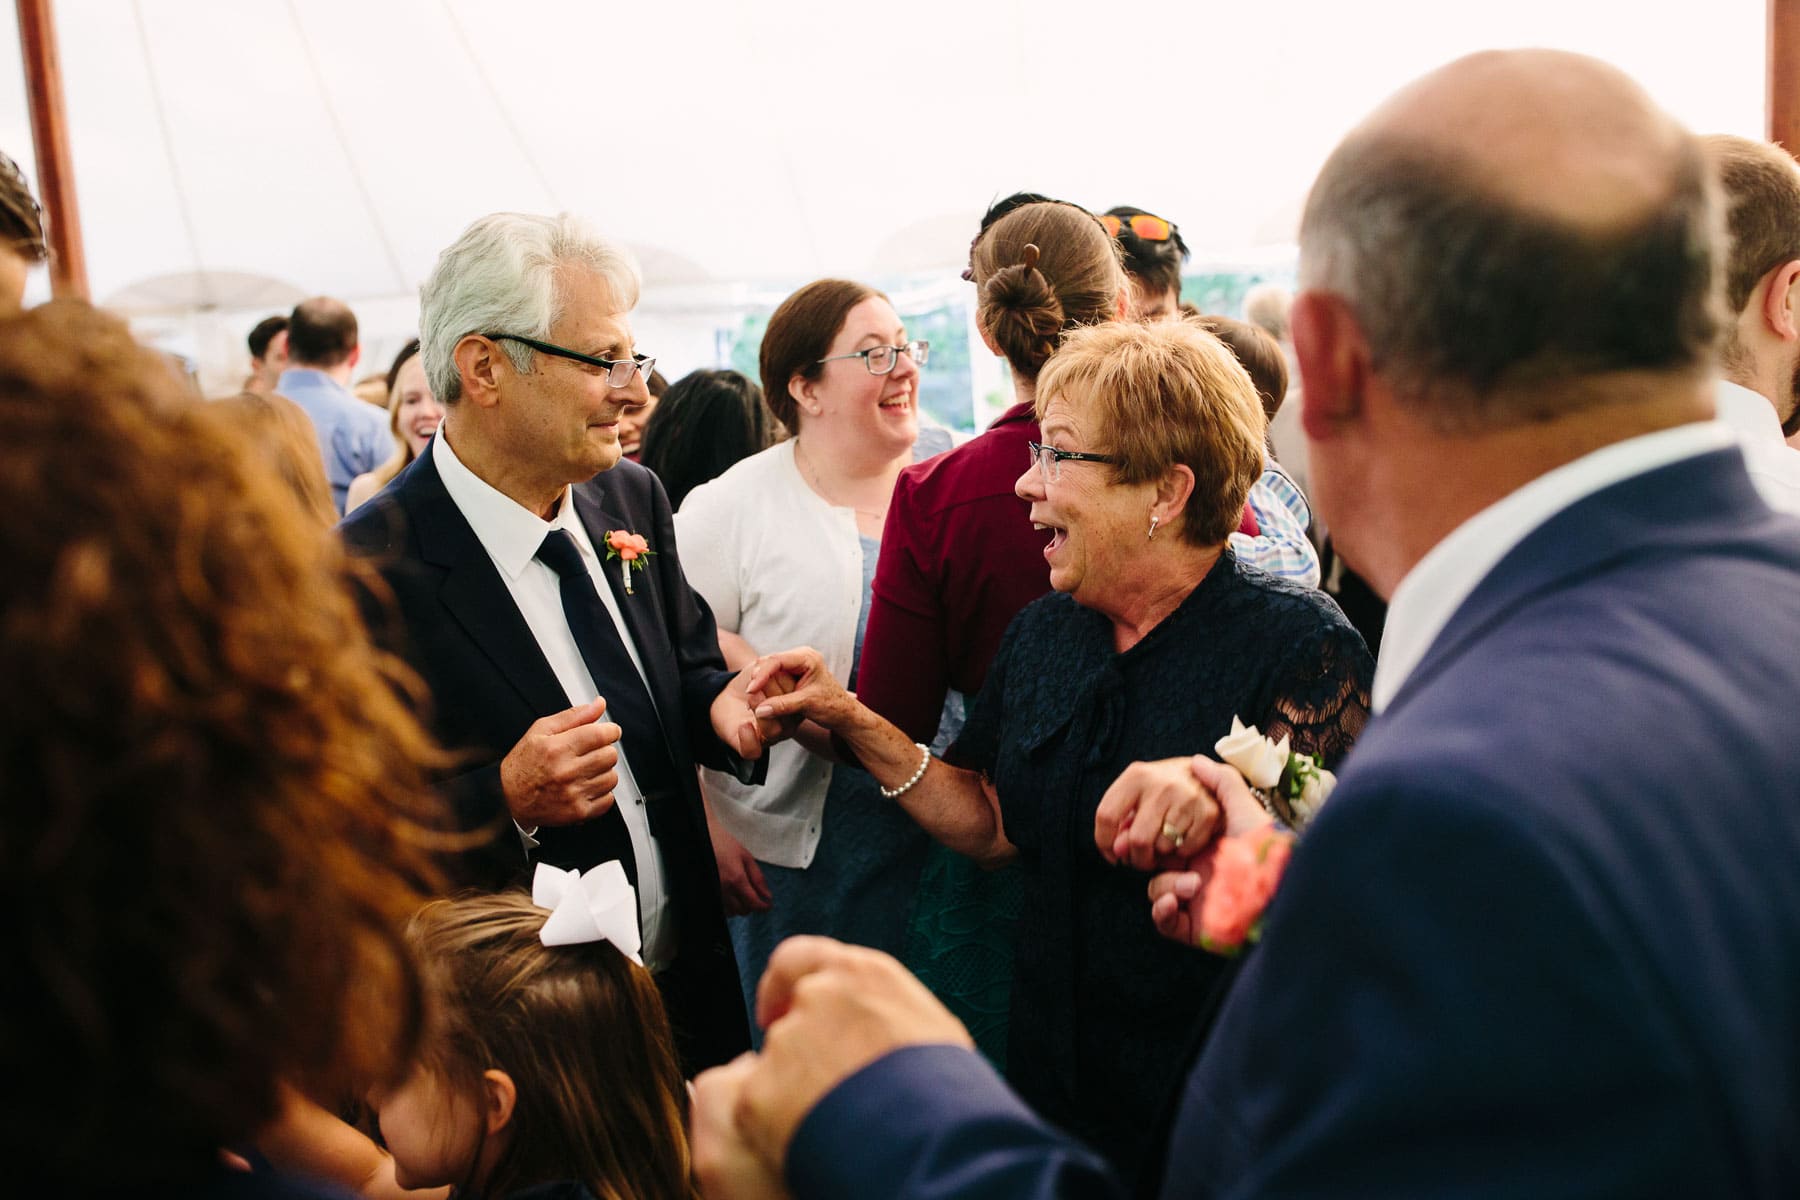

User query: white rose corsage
[1214,716,1338,828]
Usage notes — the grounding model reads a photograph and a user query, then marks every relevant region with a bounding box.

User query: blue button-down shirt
[275,366,391,514]
[1232,463,1321,587]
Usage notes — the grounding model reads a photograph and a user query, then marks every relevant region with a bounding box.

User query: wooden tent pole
[1771,0,1800,152]
[15,0,87,299]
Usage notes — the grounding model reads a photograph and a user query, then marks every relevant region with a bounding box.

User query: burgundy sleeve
[859,474,953,744]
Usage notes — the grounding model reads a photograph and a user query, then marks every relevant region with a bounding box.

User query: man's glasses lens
[609,355,655,388]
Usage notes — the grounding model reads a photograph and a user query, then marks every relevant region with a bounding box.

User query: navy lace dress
[946,549,1372,1185]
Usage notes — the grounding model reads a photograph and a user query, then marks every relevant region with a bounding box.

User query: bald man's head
[286,297,359,370]
[1300,50,1723,432]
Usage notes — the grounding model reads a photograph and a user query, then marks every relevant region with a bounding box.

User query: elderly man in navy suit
[690,49,1800,1198]
[342,212,795,1074]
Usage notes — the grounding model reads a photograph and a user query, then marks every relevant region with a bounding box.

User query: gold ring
[1161,822,1186,848]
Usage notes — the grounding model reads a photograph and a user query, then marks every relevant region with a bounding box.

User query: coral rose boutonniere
[1214,715,1338,827]
[1198,823,1294,956]
[604,530,653,594]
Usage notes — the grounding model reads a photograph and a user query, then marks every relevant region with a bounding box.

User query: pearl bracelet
[879,742,933,800]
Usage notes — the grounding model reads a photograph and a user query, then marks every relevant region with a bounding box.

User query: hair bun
[981,262,1066,377]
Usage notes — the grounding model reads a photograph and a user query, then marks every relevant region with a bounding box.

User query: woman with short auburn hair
[751,317,1372,1184]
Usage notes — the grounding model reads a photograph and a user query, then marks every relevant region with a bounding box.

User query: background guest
[1242,282,1310,494]
[639,368,777,511]
[1101,204,1189,322]
[1196,314,1288,432]
[345,339,444,513]
[620,366,669,462]
[243,314,290,396]
[0,149,46,316]
[211,389,340,528]
[750,318,1371,1183]
[0,300,442,1197]
[675,279,951,1024]
[1699,133,1800,513]
[277,295,389,514]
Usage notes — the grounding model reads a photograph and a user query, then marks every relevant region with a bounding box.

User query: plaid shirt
[1231,465,1321,587]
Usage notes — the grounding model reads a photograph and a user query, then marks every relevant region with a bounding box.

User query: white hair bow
[531,861,643,964]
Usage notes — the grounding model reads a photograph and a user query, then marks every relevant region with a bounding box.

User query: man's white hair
[419,212,642,404]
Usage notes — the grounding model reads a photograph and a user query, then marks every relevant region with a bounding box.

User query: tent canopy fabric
[0,0,1768,385]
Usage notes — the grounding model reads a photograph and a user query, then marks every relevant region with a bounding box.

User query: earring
[1147,515,1160,540]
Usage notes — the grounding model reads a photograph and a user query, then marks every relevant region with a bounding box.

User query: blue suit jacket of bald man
[780,446,1800,1199]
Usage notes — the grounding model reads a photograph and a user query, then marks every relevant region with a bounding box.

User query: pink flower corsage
[604,530,653,594]
[1198,822,1295,956]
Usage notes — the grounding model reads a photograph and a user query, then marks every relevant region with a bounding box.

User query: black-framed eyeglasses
[1026,439,1118,484]
[484,332,656,389]
[817,340,929,376]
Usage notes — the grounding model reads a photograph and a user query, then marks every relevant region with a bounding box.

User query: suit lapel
[1386,448,1762,717]
[403,450,569,717]
[571,479,688,752]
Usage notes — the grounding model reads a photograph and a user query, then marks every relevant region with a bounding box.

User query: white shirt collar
[1714,379,1787,444]
[1370,420,1735,714]
[433,429,596,579]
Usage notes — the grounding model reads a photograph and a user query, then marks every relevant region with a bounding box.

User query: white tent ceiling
[0,0,1772,385]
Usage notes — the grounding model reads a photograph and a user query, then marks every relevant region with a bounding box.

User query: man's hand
[743,647,863,734]
[1094,757,1226,871]
[1147,756,1278,947]
[498,697,622,828]
[713,657,804,761]
[714,936,973,1174]
[691,1055,794,1200]
[708,801,774,916]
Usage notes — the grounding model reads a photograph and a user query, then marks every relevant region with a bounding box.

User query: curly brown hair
[0,301,445,1188]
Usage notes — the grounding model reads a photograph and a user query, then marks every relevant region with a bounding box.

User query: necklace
[795,439,890,523]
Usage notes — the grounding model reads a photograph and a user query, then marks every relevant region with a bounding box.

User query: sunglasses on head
[1100,213,1174,242]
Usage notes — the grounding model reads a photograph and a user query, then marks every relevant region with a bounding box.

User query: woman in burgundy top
[858,197,1131,1061]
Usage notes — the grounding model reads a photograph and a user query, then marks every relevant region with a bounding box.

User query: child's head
[374,890,697,1200]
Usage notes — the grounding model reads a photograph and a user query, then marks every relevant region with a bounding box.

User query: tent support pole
[1772,0,1800,152]
[15,0,87,299]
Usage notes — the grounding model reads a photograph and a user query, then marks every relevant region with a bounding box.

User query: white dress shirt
[1714,380,1800,516]
[433,431,674,969]
[1372,421,1735,714]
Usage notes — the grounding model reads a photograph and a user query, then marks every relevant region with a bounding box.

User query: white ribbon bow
[531,861,643,964]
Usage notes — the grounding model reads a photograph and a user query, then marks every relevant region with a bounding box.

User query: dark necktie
[534,528,681,880]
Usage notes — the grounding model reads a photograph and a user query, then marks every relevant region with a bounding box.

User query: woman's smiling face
[390,354,443,457]
[799,295,920,455]
[1015,387,1152,607]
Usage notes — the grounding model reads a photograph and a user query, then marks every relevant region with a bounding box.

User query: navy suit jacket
[784,447,1800,1198]
[340,448,753,1070]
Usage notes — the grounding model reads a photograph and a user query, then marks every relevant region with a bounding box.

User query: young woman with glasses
[672,279,951,1025]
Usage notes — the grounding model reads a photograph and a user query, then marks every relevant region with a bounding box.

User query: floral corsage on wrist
[604,530,654,594]
[1213,716,1337,828]
[1189,718,1339,956]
